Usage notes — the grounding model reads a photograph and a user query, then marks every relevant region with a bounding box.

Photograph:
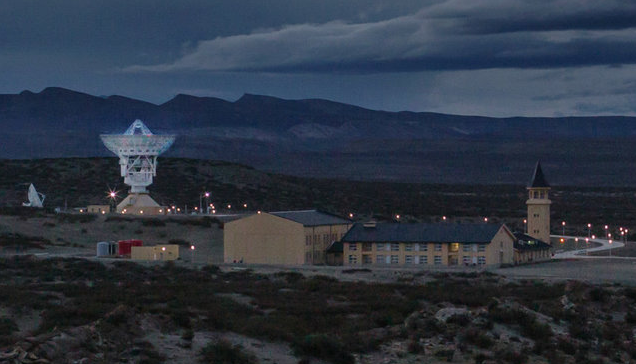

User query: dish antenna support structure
[100,120,175,215]
[22,184,45,208]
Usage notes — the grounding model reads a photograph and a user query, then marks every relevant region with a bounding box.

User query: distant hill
[2,87,636,185]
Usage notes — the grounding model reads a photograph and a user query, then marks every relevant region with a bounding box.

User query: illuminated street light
[200,192,210,214]
[443,216,447,221]
[190,245,195,264]
[523,219,527,233]
[484,217,488,223]
[587,223,592,238]
[562,221,566,236]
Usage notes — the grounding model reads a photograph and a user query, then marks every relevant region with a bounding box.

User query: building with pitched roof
[223,210,352,265]
[513,232,552,264]
[340,222,515,267]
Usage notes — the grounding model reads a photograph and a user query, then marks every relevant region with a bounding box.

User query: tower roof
[528,161,550,188]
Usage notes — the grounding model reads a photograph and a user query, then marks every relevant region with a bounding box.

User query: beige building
[342,222,515,267]
[224,210,352,265]
[131,244,179,261]
[514,232,552,264]
[87,205,111,214]
[526,161,551,244]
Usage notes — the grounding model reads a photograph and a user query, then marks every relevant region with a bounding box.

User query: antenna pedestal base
[117,193,166,215]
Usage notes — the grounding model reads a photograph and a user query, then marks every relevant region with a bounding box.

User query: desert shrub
[0,317,18,335]
[134,229,143,235]
[342,268,371,274]
[589,287,608,302]
[105,215,134,222]
[495,349,528,364]
[134,341,167,364]
[557,337,577,355]
[625,311,636,324]
[273,271,304,283]
[141,218,166,227]
[489,306,552,341]
[462,328,493,349]
[43,221,56,227]
[434,349,454,361]
[56,213,97,223]
[0,233,49,249]
[624,288,636,301]
[293,334,354,364]
[200,340,256,364]
[447,313,471,327]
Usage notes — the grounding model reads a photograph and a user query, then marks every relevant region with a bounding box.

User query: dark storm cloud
[125,0,636,74]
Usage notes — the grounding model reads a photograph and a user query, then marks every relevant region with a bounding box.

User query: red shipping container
[117,240,142,256]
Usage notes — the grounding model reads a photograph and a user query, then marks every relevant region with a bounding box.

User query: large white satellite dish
[22,184,45,208]
[100,120,175,215]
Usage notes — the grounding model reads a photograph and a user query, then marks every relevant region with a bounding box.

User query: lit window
[450,243,459,252]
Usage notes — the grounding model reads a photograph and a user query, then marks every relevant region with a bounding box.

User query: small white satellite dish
[22,184,45,208]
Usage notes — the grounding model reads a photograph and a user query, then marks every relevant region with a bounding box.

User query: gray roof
[270,210,351,226]
[341,223,506,244]
[513,232,552,251]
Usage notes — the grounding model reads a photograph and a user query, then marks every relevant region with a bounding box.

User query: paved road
[552,235,631,259]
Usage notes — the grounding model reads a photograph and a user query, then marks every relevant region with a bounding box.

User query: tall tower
[526,161,551,244]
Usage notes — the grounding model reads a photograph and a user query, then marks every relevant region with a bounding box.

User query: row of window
[348,254,486,265]
[348,242,486,252]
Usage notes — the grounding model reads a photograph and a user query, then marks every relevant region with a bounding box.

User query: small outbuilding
[131,244,179,261]
[513,232,552,265]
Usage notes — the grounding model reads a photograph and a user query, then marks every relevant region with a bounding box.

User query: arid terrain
[1,158,636,363]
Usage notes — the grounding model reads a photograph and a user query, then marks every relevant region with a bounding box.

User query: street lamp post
[562,221,566,236]
[523,219,527,234]
[199,192,210,214]
[190,245,195,265]
[587,223,591,238]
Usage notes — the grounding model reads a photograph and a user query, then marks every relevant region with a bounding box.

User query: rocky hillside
[0,257,634,363]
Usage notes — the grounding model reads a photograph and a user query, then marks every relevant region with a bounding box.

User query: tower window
[533,191,538,198]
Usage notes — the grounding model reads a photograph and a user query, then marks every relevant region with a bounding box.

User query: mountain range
[2,87,636,186]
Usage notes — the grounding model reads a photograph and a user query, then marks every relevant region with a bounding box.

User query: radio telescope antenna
[100,120,175,215]
[22,184,45,208]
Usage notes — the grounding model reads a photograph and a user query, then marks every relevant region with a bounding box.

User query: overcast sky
[2,0,636,117]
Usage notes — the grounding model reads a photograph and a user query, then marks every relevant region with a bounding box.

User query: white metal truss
[100,120,175,193]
